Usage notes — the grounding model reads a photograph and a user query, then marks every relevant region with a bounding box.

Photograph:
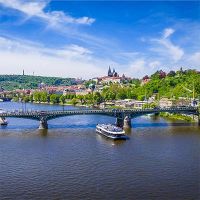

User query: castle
[92,66,129,84]
[107,66,119,77]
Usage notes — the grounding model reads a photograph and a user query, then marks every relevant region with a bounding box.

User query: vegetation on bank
[101,69,200,101]
[159,112,194,122]
[0,75,76,90]
[12,91,103,106]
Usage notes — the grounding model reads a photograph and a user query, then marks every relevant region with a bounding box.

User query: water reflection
[0,124,8,129]
[38,129,48,137]
[168,125,200,135]
[132,122,196,128]
[96,134,126,146]
[124,127,132,134]
[150,114,160,121]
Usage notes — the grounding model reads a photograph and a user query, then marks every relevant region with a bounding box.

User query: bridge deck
[0,107,198,120]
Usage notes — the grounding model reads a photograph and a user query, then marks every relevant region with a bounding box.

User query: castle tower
[113,68,118,77]
[108,66,112,77]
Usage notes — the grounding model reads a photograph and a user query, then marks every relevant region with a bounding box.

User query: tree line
[0,75,76,91]
[13,91,104,106]
[11,68,200,106]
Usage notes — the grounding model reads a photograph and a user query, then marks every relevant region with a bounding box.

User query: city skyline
[0,0,199,78]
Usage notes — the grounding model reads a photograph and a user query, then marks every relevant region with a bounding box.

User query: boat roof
[97,124,124,133]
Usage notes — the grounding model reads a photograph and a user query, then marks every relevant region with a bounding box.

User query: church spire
[108,66,112,76]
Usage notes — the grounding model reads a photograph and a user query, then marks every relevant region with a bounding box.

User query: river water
[0,102,200,200]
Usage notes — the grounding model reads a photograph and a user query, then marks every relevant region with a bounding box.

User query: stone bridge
[0,107,199,129]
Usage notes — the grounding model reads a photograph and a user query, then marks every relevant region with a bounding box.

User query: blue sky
[0,0,199,78]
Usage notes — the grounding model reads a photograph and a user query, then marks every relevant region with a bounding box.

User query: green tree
[23,96,30,102]
[60,95,66,104]
[77,95,84,104]
[93,92,103,105]
[40,92,48,102]
[33,91,41,102]
[29,94,33,102]
[71,98,78,106]
[50,94,60,104]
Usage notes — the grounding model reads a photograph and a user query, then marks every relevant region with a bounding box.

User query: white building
[159,98,174,108]
[99,76,121,84]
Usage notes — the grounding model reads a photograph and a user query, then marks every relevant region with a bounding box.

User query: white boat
[0,119,8,126]
[0,109,8,125]
[96,124,128,140]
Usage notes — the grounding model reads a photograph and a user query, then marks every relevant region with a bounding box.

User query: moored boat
[0,119,8,126]
[0,109,8,125]
[96,124,128,140]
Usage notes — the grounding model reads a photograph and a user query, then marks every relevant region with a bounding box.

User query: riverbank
[159,112,195,122]
[12,100,95,108]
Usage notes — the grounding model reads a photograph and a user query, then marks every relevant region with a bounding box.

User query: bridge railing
[0,106,198,116]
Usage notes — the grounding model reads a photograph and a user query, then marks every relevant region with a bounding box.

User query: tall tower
[23,69,24,76]
[108,66,112,77]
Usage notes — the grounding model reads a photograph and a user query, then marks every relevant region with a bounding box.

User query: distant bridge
[0,107,199,129]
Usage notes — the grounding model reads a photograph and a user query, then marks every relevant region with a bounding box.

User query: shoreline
[11,100,94,108]
[159,112,195,122]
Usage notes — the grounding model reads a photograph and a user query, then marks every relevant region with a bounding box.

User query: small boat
[0,119,8,126]
[0,109,8,125]
[96,124,128,140]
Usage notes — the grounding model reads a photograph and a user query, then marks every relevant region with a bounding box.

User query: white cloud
[124,59,164,78]
[1,35,197,79]
[0,0,45,15]
[149,61,161,69]
[163,28,175,39]
[151,28,184,62]
[125,59,146,78]
[0,0,95,25]
[0,36,110,78]
[158,39,184,62]
[189,52,200,65]
[0,0,105,54]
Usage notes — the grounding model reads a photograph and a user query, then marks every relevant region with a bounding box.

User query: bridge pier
[39,118,48,129]
[116,115,131,129]
[116,118,124,128]
[198,115,200,126]
[123,116,131,129]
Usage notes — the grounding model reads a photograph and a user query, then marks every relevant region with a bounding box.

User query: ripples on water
[0,102,200,199]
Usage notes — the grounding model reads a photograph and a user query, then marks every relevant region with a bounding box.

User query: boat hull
[0,122,8,126]
[96,127,128,140]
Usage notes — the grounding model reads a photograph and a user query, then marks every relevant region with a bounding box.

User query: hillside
[101,69,200,100]
[139,69,200,99]
[0,75,77,90]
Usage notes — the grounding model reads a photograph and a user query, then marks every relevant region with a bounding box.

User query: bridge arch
[46,112,116,121]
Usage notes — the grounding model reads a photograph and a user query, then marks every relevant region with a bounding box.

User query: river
[0,102,199,199]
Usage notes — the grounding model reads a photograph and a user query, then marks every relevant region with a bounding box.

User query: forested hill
[101,69,200,100]
[0,75,76,90]
[139,69,200,99]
